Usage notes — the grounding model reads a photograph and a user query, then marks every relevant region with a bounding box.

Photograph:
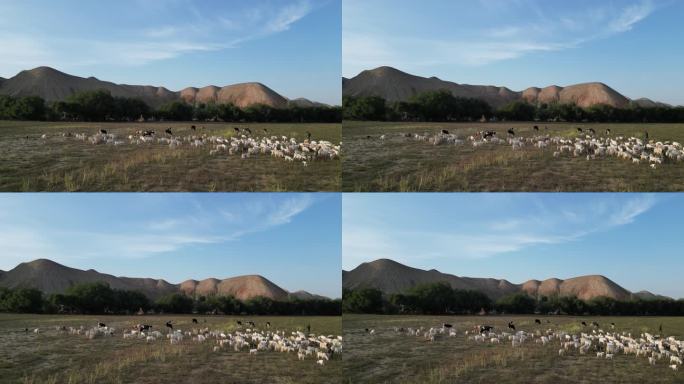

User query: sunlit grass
[0,121,340,191]
[342,121,684,191]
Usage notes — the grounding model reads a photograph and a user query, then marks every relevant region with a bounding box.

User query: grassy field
[0,121,340,191]
[0,314,341,384]
[342,121,684,191]
[343,314,684,384]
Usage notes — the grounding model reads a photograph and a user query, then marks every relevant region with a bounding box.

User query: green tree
[66,282,115,313]
[408,282,456,314]
[342,288,384,313]
[498,101,536,121]
[155,293,194,313]
[68,90,116,121]
[496,293,536,314]
[0,288,44,313]
[157,101,194,121]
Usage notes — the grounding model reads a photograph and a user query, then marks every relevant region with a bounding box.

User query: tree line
[342,282,684,316]
[0,90,342,123]
[343,90,684,123]
[0,282,341,316]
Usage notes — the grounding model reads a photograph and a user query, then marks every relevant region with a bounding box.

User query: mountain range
[343,66,668,109]
[343,259,667,301]
[0,259,328,301]
[0,67,326,109]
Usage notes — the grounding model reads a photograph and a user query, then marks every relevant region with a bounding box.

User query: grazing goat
[535,319,542,325]
[192,318,198,324]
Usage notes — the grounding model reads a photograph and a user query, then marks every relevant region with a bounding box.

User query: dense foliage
[342,283,684,316]
[0,283,341,316]
[342,90,684,123]
[0,90,341,123]
[343,91,491,121]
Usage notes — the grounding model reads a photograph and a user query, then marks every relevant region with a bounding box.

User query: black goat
[507,128,515,136]
[480,325,494,333]
[100,129,107,135]
[441,129,449,135]
[443,323,453,328]
[98,322,106,328]
[508,321,516,331]
[192,318,198,324]
[165,321,173,330]
[535,319,542,325]
[165,128,173,136]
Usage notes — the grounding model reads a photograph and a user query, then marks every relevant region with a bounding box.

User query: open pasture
[342,121,684,191]
[0,314,342,384]
[343,314,684,384]
[0,121,340,192]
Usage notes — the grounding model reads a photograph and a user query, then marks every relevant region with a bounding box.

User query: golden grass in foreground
[0,121,340,192]
[342,121,684,191]
[0,314,341,384]
[343,314,684,384]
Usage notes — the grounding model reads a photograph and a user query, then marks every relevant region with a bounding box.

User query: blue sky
[0,0,341,105]
[0,193,341,298]
[343,193,684,299]
[343,0,684,105]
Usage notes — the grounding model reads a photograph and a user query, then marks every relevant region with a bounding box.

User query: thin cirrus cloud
[0,194,317,270]
[342,0,659,76]
[0,0,316,73]
[342,194,657,270]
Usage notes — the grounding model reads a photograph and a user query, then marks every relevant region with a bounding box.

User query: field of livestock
[343,314,684,384]
[342,121,684,192]
[0,314,342,384]
[0,121,341,192]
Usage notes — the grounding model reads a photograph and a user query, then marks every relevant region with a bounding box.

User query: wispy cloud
[0,0,316,75]
[343,0,660,76]
[0,194,317,268]
[610,0,655,32]
[343,195,657,270]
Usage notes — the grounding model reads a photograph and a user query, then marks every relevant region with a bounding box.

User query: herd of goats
[378,126,684,169]
[28,319,342,367]
[361,319,682,373]
[38,125,340,167]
